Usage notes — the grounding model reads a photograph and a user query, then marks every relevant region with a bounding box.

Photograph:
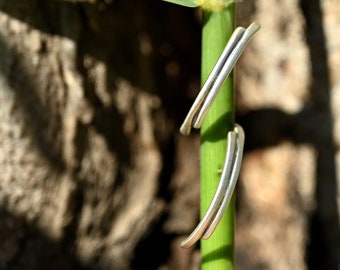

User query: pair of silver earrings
[179,22,260,249]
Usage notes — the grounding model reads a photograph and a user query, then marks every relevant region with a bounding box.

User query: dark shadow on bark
[299,1,339,269]
[0,0,201,122]
[0,207,91,270]
[132,214,173,270]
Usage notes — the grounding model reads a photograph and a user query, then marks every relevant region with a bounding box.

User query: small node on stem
[196,0,235,12]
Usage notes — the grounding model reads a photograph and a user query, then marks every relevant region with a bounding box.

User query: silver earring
[179,22,260,248]
[180,22,260,136]
[181,124,245,249]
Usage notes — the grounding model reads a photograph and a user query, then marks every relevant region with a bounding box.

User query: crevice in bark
[132,213,173,270]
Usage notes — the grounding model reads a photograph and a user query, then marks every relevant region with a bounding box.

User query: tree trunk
[0,1,174,269]
[0,1,338,270]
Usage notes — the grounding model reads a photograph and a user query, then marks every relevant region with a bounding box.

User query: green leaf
[162,0,198,8]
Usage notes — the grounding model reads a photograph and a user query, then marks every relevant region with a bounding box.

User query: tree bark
[0,1,170,269]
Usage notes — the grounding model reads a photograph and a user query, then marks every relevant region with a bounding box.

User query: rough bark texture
[0,0,338,270]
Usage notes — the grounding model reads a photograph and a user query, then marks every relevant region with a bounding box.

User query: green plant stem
[200,5,235,270]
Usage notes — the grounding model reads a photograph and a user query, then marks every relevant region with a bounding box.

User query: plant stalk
[200,5,235,270]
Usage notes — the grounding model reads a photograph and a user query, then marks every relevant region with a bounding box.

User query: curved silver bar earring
[201,124,245,240]
[179,26,246,135]
[180,125,244,249]
[180,22,260,135]
[179,22,260,248]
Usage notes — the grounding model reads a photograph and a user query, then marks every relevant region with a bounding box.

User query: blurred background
[0,0,339,269]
